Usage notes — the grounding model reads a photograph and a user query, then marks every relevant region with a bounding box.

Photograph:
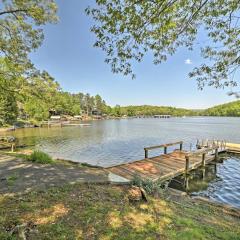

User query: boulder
[127,186,148,202]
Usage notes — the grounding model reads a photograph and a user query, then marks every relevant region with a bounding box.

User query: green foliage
[87,1,240,92]
[99,101,240,118]
[24,99,49,121]
[0,93,18,126]
[111,105,196,117]
[50,92,108,117]
[111,104,121,117]
[28,150,53,164]
[201,100,240,117]
[132,175,166,195]
[0,1,59,123]
[0,1,58,95]
[0,86,109,123]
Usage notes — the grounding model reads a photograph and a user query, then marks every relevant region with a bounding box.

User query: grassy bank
[0,183,239,240]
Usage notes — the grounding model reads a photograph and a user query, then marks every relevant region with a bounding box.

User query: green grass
[27,150,54,164]
[6,174,18,186]
[0,183,239,240]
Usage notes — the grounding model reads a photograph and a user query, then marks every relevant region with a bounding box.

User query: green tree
[0,0,58,95]
[202,100,240,117]
[0,93,18,125]
[94,94,103,112]
[24,99,49,121]
[86,1,240,92]
[83,93,95,115]
[112,104,122,117]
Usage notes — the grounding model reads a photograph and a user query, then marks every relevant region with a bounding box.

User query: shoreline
[3,148,240,211]
[1,115,240,133]
[0,159,239,239]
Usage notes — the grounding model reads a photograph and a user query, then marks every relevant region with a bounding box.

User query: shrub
[131,175,168,195]
[28,150,54,164]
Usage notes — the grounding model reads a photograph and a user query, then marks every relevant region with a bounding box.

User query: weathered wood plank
[107,146,220,182]
[120,164,159,179]
[144,141,183,151]
[108,166,135,179]
[145,159,178,173]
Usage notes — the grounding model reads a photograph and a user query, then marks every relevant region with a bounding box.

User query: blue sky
[30,0,236,109]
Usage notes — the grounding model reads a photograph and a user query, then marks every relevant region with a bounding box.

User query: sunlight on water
[10,117,240,167]
[169,155,240,209]
[196,156,240,209]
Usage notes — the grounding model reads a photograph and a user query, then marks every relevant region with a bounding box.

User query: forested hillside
[111,101,240,117]
[115,105,195,117]
[201,101,240,117]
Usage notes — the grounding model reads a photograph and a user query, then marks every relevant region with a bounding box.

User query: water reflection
[169,155,240,209]
[6,117,240,167]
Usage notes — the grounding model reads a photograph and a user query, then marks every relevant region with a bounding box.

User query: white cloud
[185,59,192,65]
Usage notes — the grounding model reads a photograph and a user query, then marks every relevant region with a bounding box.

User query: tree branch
[0,9,28,16]
[177,0,209,36]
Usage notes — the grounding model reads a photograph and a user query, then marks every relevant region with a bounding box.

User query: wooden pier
[107,141,232,182]
[0,136,16,152]
[40,120,91,128]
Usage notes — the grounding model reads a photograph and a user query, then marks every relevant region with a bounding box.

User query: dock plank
[107,149,218,182]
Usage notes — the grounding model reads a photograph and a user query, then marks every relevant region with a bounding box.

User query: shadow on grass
[0,157,108,194]
[0,183,240,240]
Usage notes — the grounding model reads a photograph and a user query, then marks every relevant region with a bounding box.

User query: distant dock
[40,121,91,128]
[153,115,171,118]
[136,115,172,118]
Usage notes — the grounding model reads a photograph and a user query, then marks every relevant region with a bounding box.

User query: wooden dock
[0,136,17,152]
[107,141,233,182]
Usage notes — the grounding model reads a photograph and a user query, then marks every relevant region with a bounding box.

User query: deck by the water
[107,140,240,183]
[107,150,216,182]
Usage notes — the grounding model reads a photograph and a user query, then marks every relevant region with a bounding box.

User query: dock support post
[164,146,167,154]
[145,149,148,158]
[215,148,219,160]
[184,176,189,191]
[202,153,206,167]
[214,163,217,173]
[11,144,14,152]
[180,142,183,151]
[202,168,206,179]
[185,156,190,174]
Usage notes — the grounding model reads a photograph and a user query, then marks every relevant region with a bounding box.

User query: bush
[28,150,54,164]
[131,175,168,195]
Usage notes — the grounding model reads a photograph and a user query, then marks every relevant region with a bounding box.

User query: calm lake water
[169,154,240,209]
[11,117,240,167]
[7,117,240,208]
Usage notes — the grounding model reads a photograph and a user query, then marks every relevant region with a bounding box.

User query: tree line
[1,83,240,126]
[0,73,109,125]
[109,102,240,117]
[112,105,195,117]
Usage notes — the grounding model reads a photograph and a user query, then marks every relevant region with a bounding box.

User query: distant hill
[118,105,197,117]
[201,100,240,117]
[117,101,240,117]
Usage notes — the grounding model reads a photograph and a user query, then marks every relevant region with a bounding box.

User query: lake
[8,117,240,208]
[11,117,240,167]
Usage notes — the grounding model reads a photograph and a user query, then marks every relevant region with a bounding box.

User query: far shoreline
[1,115,240,133]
